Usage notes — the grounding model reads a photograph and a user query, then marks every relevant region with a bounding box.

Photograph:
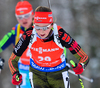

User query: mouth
[23,22,28,25]
[40,34,45,37]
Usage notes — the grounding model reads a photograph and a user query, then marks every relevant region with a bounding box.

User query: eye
[18,16,23,20]
[47,27,49,29]
[24,14,30,18]
[36,29,40,31]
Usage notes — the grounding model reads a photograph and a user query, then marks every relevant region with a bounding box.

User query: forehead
[34,23,51,27]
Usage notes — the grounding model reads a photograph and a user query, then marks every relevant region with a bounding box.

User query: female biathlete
[8,6,89,88]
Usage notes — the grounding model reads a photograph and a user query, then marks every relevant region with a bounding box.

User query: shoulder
[12,24,19,30]
[24,27,33,37]
[12,27,15,30]
[26,26,33,31]
[57,25,62,30]
[26,27,33,33]
[57,25,67,33]
[57,25,66,33]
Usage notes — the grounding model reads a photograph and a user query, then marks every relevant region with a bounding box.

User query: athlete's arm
[58,28,89,67]
[0,29,15,53]
[8,27,33,75]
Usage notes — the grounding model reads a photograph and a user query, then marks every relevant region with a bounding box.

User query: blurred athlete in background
[0,1,34,88]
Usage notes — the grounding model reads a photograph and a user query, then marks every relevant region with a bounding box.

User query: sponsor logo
[14,37,24,53]
[20,11,24,14]
[62,33,71,42]
[26,30,32,37]
[35,16,47,20]
[48,14,52,17]
[31,62,45,70]
[30,59,66,72]
[17,8,28,11]
[18,63,29,70]
[31,47,59,54]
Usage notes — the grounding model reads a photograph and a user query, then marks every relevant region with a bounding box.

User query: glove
[72,63,84,74]
[12,72,22,85]
[0,57,5,69]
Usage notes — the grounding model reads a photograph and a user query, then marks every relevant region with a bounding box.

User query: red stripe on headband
[34,12,53,23]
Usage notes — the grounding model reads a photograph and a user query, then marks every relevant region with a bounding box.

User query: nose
[39,29,45,33]
[22,18,27,20]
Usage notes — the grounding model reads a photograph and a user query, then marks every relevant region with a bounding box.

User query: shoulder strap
[53,23,64,49]
[28,27,36,58]
[15,24,20,45]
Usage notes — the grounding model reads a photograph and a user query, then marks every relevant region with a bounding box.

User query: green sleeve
[0,29,15,53]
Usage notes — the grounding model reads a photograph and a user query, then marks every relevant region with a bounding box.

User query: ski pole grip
[70,60,76,67]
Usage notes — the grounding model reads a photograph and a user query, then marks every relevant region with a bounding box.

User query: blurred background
[0,0,100,88]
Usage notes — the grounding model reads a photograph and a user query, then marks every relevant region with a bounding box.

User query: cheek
[36,30,40,34]
[45,29,51,35]
[28,15,33,21]
[17,19,24,25]
[28,17,32,22]
[17,19,22,23]
[47,29,51,33]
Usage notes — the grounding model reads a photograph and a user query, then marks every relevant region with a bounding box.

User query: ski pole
[70,60,84,88]
[66,63,93,82]
[68,69,93,83]
[47,0,51,8]
[0,69,1,73]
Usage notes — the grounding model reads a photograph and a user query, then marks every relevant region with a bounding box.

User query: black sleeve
[58,28,81,54]
[13,27,33,56]
[58,28,89,66]
[58,28,74,48]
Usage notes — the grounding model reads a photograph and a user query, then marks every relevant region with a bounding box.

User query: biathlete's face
[16,11,33,29]
[34,23,53,39]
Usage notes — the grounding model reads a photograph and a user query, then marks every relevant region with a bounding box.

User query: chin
[40,36,46,39]
[41,37,45,39]
[23,24,28,28]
